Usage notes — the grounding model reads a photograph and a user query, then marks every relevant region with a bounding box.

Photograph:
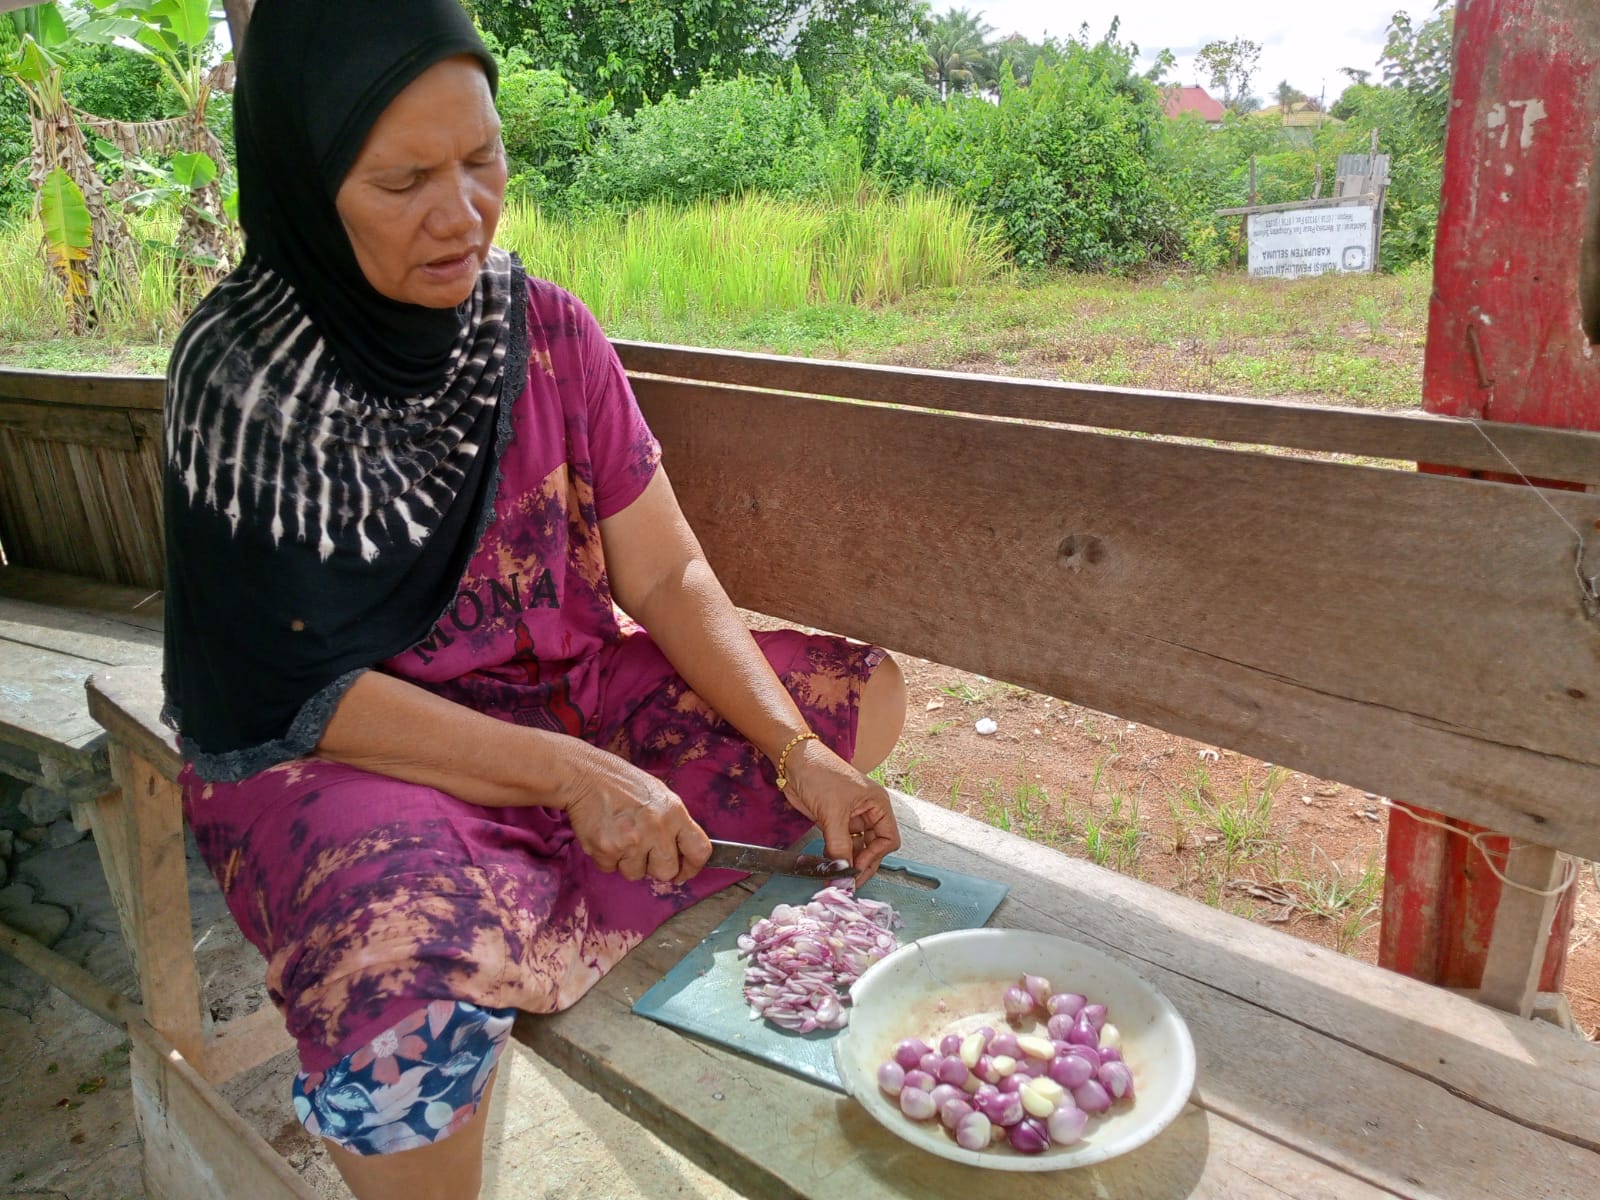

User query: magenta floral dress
[181,279,882,1087]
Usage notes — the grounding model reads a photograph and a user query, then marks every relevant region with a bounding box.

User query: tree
[1273,80,1307,111]
[1381,1,1454,139]
[464,0,924,114]
[1196,36,1260,112]
[920,6,992,99]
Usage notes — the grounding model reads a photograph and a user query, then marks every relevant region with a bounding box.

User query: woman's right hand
[561,750,712,886]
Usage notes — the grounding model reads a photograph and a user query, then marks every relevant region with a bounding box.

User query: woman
[161,3,905,1196]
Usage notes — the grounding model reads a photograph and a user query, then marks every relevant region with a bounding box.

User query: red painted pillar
[1379,0,1600,991]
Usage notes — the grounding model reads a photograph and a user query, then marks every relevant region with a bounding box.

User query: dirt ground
[878,650,1600,1038]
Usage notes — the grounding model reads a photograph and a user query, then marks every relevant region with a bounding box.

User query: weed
[868,745,925,795]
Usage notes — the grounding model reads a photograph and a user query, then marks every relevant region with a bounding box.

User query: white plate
[832,928,1196,1171]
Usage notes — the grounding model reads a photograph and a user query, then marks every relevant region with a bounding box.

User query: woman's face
[335,56,506,309]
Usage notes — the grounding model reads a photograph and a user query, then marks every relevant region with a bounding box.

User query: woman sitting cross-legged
[161,3,906,1196]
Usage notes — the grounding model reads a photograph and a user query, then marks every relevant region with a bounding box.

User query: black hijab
[235,0,499,395]
[162,0,528,781]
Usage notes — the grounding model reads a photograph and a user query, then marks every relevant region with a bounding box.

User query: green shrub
[496,53,611,207]
[870,36,1168,270]
[572,72,851,208]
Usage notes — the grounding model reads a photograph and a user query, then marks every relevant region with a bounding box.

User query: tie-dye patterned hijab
[160,0,526,781]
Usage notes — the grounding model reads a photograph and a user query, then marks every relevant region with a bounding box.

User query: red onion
[1099,1045,1122,1064]
[1022,974,1053,1007]
[1008,1116,1050,1154]
[955,1111,992,1151]
[939,1033,963,1057]
[1048,1053,1094,1089]
[894,1038,930,1069]
[738,885,899,1032]
[940,1097,974,1131]
[996,1073,1022,1095]
[937,1056,969,1087]
[1072,1079,1112,1114]
[1046,992,1085,1017]
[930,1082,962,1110]
[1067,1012,1099,1047]
[1082,1002,1107,1031]
[1099,1061,1134,1100]
[1002,984,1035,1018]
[877,1060,905,1095]
[918,1050,942,1076]
[987,1030,1021,1059]
[900,1086,937,1120]
[1046,1013,1075,1041]
[902,1068,935,1094]
[1047,1104,1088,1145]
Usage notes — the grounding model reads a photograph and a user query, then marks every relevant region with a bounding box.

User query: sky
[964,1,1439,107]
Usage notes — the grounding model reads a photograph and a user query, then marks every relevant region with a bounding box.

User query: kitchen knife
[704,839,854,879]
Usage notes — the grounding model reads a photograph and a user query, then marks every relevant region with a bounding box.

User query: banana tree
[71,0,237,274]
[3,7,128,330]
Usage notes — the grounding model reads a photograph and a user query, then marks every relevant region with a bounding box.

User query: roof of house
[1255,101,1339,127]
[1162,85,1227,122]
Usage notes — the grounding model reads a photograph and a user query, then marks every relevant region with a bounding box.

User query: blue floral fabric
[293,1000,515,1155]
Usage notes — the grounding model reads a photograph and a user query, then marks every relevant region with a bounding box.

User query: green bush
[572,71,850,208]
[870,37,1168,270]
[495,52,611,206]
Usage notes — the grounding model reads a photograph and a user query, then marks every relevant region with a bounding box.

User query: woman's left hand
[778,738,900,884]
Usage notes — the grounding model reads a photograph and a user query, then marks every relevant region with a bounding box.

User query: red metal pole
[1380,0,1600,994]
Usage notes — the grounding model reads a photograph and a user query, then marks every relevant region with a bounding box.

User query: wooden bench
[18,343,1593,1199]
[0,366,166,812]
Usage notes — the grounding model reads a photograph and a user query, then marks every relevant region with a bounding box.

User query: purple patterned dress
[181,279,882,1086]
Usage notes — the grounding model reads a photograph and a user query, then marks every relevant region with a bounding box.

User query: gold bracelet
[773,730,819,790]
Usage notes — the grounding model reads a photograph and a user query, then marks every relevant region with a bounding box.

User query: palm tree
[1274,80,1307,112]
[921,7,994,100]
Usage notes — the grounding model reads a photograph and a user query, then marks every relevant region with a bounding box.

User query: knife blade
[704,839,855,879]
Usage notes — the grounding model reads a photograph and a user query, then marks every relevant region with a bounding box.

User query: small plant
[868,746,925,794]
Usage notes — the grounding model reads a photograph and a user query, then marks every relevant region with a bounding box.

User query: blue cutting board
[632,839,1008,1092]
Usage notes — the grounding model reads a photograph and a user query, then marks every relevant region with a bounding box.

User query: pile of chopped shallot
[738,885,901,1033]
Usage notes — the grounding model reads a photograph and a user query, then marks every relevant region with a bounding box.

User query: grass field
[0,196,1431,410]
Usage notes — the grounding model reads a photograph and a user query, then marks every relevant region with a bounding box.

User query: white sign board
[1247,206,1376,279]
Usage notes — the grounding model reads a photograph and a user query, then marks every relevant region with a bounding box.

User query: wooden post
[223,0,253,50]
[1380,0,1600,1008]
[1369,128,1386,269]
[1478,845,1567,1016]
[86,743,207,1065]
[1235,155,1257,269]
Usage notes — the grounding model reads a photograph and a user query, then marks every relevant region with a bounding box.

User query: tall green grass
[500,189,1010,327]
[0,208,217,347]
[0,190,1009,350]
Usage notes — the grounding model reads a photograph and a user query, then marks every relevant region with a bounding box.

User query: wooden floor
[519,796,1600,1200]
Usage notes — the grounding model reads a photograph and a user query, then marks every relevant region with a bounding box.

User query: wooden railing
[4,350,1598,867]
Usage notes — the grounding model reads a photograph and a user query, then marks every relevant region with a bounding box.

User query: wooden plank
[92,745,204,1063]
[0,399,140,450]
[637,379,1600,858]
[0,366,164,411]
[615,343,1600,486]
[0,640,119,761]
[128,1019,318,1200]
[0,915,141,1030]
[0,564,165,629]
[0,595,163,663]
[1478,844,1568,1017]
[199,1005,296,1086]
[518,905,1386,1199]
[897,799,1600,1153]
[87,666,183,782]
[520,796,1600,1199]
